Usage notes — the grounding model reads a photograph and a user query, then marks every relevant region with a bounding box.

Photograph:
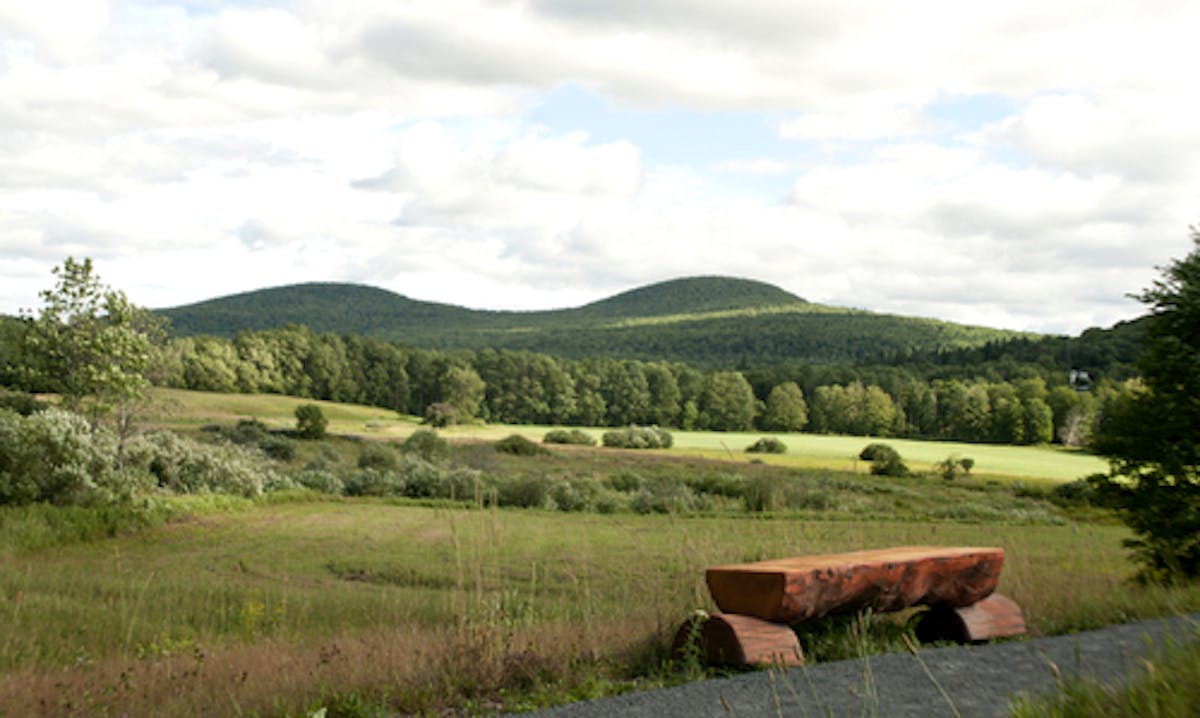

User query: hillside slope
[157,276,1032,366]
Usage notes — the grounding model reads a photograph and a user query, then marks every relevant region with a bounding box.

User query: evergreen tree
[1091,228,1200,582]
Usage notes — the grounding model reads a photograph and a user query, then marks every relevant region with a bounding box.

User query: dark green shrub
[343,469,405,497]
[258,435,296,461]
[629,476,699,514]
[422,402,457,428]
[230,418,269,445]
[1050,478,1097,506]
[687,472,747,498]
[402,429,450,464]
[358,442,402,472]
[606,471,644,492]
[293,469,345,495]
[602,426,673,450]
[746,437,787,454]
[937,455,974,481]
[0,389,47,416]
[496,475,552,508]
[304,444,343,472]
[548,478,602,512]
[859,443,907,477]
[543,429,597,446]
[494,434,550,456]
[294,404,328,440]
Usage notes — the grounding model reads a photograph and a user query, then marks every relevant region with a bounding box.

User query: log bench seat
[675,546,1026,667]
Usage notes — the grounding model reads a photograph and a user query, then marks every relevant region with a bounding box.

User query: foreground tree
[1090,228,1200,582]
[21,258,161,429]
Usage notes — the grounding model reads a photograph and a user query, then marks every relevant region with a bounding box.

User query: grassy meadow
[146,388,1107,483]
[1,388,1195,716]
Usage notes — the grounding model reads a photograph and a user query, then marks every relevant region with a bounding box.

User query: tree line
[18,323,1122,445]
[0,261,1135,446]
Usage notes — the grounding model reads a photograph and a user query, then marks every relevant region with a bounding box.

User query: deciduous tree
[22,258,160,427]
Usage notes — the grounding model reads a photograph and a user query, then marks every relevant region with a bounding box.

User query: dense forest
[157,277,1034,367]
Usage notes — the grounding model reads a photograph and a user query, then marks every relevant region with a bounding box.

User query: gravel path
[523,613,1199,718]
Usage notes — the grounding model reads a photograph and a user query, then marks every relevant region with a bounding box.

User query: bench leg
[915,592,1027,644]
[672,612,805,667]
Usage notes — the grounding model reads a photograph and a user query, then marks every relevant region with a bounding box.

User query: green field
[4,499,1199,716]
[146,387,1107,483]
[3,387,1186,716]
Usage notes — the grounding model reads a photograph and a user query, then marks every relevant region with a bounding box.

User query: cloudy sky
[1,1,1197,334]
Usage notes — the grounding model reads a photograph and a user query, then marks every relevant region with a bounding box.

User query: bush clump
[294,404,328,440]
[496,475,552,508]
[1049,478,1098,507]
[543,429,597,446]
[859,443,908,477]
[494,434,550,456]
[358,442,402,472]
[0,408,129,505]
[127,431,271,498]
[746,437,787,454]
[602,426,673,450]
[258,435,297,461]
[402,429,450,464]
[936,455,975,481]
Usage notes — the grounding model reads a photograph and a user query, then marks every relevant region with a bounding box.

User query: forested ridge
[157,276,1031,366]
[2,273,1145,447]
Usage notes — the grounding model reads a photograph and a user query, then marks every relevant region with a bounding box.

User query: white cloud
[1,0,1198,336]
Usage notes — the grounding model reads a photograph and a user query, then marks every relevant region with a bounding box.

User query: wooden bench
[673,546,1026,667]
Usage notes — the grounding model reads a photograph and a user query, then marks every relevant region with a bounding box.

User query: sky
[1,1,1198,335]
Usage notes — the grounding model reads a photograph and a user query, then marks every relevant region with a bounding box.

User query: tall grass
[1008,623,1200,717]
[3,501,1200,715]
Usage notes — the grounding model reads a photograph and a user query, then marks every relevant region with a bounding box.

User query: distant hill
[157,276,1038,367]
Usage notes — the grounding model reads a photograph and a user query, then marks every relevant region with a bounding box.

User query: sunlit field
[145,387,1106,483]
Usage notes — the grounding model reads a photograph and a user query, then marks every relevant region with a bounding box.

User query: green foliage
[936,455,974,481]
[342,468,407,498]
[496,474,552,508]
[438,365,485,422]
[21,257,160,419]
[602,426,673,449]
[294,469,346,495]
[202,419,296,461]
[0,408,129,505]
[494,434,550,456]
[258,435,297,461]
[811,381,897,436]
[698,371,757,431]
[295,403,328,439]
[1090,229,1200,583]
[1049,478,1097,507]
[0,388,48,416]
[402,429,450,464]
[0,499,192,551]
[357,442,402,472]
[422,401,457,428]
[745,437,787,454]
[127,431,270,497]
[859,443,908,477]
[543,429,596,446]
[760,381,808,432]
[158,277,1031,368]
